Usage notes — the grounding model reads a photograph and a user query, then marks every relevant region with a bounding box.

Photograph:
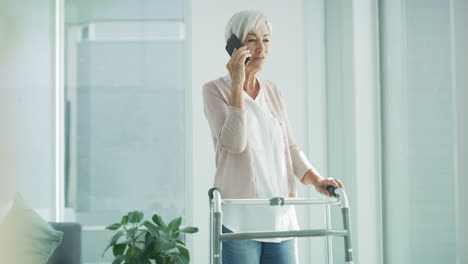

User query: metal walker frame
[208,187,354,264]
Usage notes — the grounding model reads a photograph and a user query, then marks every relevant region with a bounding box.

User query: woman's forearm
[230,83,244,109]
[301,169,323,186]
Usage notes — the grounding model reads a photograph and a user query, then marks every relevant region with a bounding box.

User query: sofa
[0,194,83,264]
[48,222,82,264]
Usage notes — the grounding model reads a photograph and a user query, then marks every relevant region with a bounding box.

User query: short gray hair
[225,10,272,42]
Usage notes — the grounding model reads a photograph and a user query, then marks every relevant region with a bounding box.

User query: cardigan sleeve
[276,85,315,180]
[202,82,248,153]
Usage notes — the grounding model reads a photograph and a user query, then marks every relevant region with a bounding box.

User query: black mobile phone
[225,34,250,65]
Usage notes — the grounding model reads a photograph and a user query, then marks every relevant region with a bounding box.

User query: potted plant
[103,211,198,264]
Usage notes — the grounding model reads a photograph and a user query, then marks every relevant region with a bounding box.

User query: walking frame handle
[208,187,354,264]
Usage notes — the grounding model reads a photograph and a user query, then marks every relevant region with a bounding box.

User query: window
[63,1,188,262]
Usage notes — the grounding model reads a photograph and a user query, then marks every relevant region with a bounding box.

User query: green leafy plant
[103,211,198,264]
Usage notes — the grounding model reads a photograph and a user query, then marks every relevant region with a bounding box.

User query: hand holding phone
[225,34,250,65]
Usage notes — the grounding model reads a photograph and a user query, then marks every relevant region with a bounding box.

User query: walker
[208,186,353,264]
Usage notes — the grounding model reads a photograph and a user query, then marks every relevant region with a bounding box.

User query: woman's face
[242,22,270,70]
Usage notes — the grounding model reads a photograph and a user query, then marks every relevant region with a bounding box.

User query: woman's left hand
[314,178,345,197]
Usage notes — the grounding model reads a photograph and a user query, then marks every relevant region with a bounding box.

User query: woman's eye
[247,39,270,43]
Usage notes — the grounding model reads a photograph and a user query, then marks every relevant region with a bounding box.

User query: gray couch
[48,222,82,264]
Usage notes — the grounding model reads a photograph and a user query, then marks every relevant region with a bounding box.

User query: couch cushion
[0,193,63,264]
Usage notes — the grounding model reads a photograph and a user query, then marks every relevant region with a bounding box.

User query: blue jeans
[222,225,298,264]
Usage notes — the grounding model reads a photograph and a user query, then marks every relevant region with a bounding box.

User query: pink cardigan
[202,76,314,199]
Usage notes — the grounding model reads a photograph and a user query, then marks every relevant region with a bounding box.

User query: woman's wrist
[229,87,244,109]
[301,169,323,186]
[232,79,244,89]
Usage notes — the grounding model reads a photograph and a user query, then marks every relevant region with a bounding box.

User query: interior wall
[0,0,53,220]
[352,0,382,263]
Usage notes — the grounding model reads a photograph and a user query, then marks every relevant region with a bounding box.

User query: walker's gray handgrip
[327,186,337,197]
[208,187,221,200]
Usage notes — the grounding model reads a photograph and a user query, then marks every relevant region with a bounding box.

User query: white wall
[190,1,320,263]
[351,0,382,263]
[0,0,53,220]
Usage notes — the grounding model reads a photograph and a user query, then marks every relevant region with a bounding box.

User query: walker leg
[209,202,213,264]
[325,204,333,264]
[342,208,353,263]
[209,188,223,264]
[213,211,222,264]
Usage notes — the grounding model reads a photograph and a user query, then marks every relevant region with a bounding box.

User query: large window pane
[64,1,187,262]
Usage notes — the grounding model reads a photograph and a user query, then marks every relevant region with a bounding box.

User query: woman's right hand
[226,46,251,87]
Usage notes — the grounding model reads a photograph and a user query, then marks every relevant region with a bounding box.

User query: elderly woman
[202,10,344,264]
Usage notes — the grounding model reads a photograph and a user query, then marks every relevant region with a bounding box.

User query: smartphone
[225,34,250,65]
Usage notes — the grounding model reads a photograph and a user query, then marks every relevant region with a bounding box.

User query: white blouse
[222,75,300,243]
